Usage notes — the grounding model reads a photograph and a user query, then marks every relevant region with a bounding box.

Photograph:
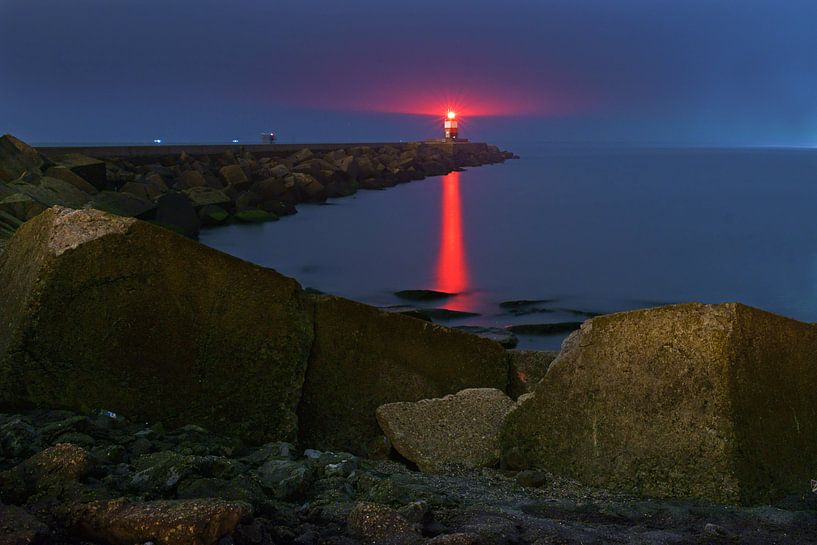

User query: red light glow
[447,110,457,120]
[435,171,469,305]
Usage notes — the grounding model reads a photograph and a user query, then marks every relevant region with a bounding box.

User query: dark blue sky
[2,0,816,146]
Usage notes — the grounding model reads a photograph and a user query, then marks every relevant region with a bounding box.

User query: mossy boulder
[297,295,509,453]
[0,206,313,443]
[500,303,817,505]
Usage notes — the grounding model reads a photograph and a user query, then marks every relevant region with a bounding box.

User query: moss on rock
[0,206,313,443]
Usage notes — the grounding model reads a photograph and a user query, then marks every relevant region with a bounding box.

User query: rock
[395,289,455,302]
[199,205,230,226]
[507,350,558,400]
[155,192,201,238]
[500,303,817,504]
[506,322,582,335]
[179,169,209,188]
[0,135,48,181]
[90,190,155,217]
[44,166,98,194]
[454,326,518,349]
[346,502,421,545]
[63,497,249,545]
[252,177,293,201]
[219,165,249,189]
[269,163,290,178]
[288,173,325,201]
[515,469,548,488]
[0,193,46,223]
[289,148,314,164]
[376,388,515,473]
[0,207,313,443]
[183,187,232,208]
[297,295,509,453]
[0,504,49,545]
[51,154,107,189]
[425,534,482,545]
[0,443,93,503]
[0,417,42,459]
[255,459,312,500]
[128,451,198,497]
[9,177,91,209]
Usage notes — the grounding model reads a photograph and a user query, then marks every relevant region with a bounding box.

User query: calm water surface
[200,144,817,349]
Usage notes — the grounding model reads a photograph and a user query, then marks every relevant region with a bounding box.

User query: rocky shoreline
[3,407,815,545]
[0,135,516,241]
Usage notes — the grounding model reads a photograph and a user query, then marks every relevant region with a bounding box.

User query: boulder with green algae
[500,303,817,505]
[0,206,313,443]
[297,295,509,453]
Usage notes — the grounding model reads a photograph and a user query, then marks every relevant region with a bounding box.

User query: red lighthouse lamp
[444,110,459,141]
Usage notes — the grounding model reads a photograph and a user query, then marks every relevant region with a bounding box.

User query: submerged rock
[376,388,516,473]
[501,303,817,504]
[0,207,313,443]
[297,295,509,453]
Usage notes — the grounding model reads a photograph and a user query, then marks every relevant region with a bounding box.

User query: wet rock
[154,192,201,238]
[199,204,230,226]
[234,209,277,223]
[515,470,548,488]
[394,290,454,302]
[376,389,515,473]
[507,350,558,400]
[0,417,42,460]
[501,303,817,504]
[0,503,50,545]
[453,326,518,349]
[0,207,313,443]
[298,295,508,453]
[63,497,250,545]
[346,502,421,545]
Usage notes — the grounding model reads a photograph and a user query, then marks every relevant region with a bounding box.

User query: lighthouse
[444,110,459,141]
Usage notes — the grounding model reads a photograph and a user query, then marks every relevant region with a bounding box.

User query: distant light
[153,138,162,144]
[231,139,239,143]
[447,111,457,120]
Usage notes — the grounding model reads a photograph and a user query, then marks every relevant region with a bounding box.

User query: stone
[9,177,91,209]
[234,209,277,223]
[179,169,209,188]
[288,173,325,201]
[255,459,312,500]
[0,417,42,459]
[90,190,155,217]
[376,388,515,473]
[506,322,582,335]
[199,205,230,226]
[51,153,107,189]
[507,350,558,400]
[289,148,314,164]
[500,303,817,504]
[0,207,313,443]
[154,192,200,238]
[0,443,93,503]
[183,187,232,208]
[63,497,249,545]
[394,289,454,301]
[219,165,249,189]
[0,135,47,182]
[515,469,548,488]
[346,502,421,545]
[44,166,98,194]
[298,295,509,453]
[0,504,49,545]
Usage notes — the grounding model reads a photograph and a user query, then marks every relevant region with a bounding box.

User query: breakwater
[0,135,515,240]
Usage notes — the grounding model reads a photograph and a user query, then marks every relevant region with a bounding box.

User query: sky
[1,0,817,146]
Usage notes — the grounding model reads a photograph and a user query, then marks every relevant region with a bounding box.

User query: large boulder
[0,207,313,442]
[500,303,817,505]
[376,388,516,473]
[297,295,509,453]
[0,135,48,182]
[154,192,200,238]
[90,190,155,217]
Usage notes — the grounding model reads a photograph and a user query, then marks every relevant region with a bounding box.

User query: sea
[200,143,817,350]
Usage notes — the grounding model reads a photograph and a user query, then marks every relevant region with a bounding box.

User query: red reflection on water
[435,171,470,309]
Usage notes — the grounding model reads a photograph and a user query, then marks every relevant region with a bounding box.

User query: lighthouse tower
[444,111,459,141]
